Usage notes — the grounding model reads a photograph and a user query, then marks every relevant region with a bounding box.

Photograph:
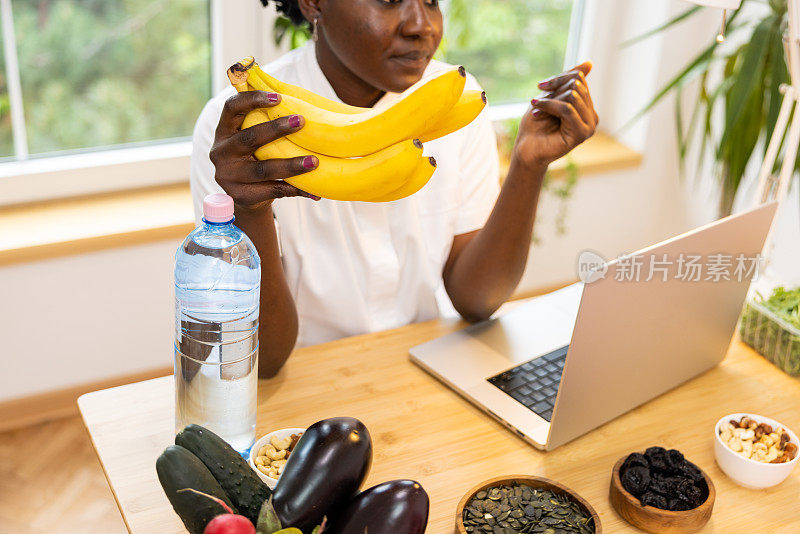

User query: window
[0,31,11,157]
[0,0,211,161]
[441,0,584,120]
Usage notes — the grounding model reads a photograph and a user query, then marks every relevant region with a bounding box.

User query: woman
[190,0,598,377]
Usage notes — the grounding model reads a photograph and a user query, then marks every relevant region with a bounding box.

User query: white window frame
[0,0,584,206]
[0,0,284,207]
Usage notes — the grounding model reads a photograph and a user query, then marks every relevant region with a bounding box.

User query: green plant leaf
[622,5,748,132]
[676,83,686,164]
[696,75,733,175]
[720,84,764,214]
[719,18,772,150]
[635,0,796,213]
[620,42,716,131]
[621,6,703,47]
[682,70,710,166]
[764,18,790,166]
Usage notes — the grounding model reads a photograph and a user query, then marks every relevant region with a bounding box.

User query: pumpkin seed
[462,483,595,534]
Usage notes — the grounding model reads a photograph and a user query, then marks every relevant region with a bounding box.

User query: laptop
[410,202,778,450]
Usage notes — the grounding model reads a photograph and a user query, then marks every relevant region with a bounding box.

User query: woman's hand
[512,62,599,172]
[209,90,320,210]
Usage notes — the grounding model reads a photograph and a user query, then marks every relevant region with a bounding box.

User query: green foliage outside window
[0,38,12,157]
[440,0,573,105]
[0,0,211,158]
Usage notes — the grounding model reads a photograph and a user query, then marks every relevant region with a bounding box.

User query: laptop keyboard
[487,345,568,422]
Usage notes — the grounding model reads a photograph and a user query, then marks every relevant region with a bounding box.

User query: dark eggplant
[327,479,429,534]
[272,417,372,532]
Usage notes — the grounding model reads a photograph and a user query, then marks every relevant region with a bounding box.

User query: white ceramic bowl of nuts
[249,427,305,489]
[714,413,798,489]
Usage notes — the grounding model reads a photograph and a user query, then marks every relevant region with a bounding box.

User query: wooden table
[79,315,800,533]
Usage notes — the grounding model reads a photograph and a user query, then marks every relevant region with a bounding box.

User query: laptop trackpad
[464,299,574,368]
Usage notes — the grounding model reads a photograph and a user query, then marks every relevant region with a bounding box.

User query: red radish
[177,488,256,534]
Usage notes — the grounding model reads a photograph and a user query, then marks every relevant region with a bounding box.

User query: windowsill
[0,141,193,207]
[0,184,195,266]
[498,131,642,180]
[0,133,641,267]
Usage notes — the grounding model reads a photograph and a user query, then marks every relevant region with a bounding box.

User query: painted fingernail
[267,92,280,103]
[302,155,318,169]
[531,98,540,105]
[289,115,302,129]
[532,109,542,117]
[538,81,549,89]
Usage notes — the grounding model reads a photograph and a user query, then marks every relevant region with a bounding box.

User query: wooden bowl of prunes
[609,447,715,534]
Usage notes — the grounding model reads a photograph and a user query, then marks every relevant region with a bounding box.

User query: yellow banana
[364,156,438,202]
[245,61,485,142]
[246,66,466,157]
[251,63,361,115]
[242,109,431,201]
[417,90,486,142]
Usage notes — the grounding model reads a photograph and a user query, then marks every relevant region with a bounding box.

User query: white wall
[1,0,796,402]
[0,239,180,402]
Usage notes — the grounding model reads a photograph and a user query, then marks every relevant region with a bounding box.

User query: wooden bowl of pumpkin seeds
[456,475,600,534]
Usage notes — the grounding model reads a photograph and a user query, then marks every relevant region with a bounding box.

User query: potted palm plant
[629,0,797,216]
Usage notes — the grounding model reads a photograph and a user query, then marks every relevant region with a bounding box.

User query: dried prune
[695,478,709,500]
[649,474,683,497]
[680,481,703,508]
[665,449,685,473]
[622,465,651,496]
[677,460,704,483]
[668,498,692,512]
[621,452,649,473]
[622,447,708,511]
[645,446,668,472]
[639,492,668,509]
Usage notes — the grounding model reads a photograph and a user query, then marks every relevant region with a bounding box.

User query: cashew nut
[267,448,286,461]
[271,435,293,450]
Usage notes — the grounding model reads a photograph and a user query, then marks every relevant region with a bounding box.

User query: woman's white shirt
[190,43,500,347]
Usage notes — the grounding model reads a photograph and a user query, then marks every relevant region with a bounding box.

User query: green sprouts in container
[740,286,800,376]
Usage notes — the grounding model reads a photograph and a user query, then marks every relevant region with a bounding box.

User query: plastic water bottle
[174,193,261,456]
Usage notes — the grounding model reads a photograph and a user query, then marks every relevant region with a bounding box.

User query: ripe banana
[365,156,438,202]
[241,109,433,201]
[246,66,466,157]
[248,62,486,142]
[418,90,487,142]
[249,63,486,143]
[250,63,361,115]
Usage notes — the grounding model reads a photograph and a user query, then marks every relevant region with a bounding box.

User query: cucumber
[156,445,237,534]
[176,424,271,525]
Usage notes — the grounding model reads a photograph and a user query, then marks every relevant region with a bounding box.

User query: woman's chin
[383,62,429,92]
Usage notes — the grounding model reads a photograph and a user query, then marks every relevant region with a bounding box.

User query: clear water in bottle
[174,193,260,456]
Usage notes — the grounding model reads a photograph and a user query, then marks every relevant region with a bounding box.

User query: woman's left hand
[513,61,599,171]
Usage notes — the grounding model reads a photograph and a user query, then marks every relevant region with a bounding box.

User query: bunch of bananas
[226,57,486,202]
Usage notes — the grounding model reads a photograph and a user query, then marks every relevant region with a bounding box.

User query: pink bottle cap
[203,193,234,223]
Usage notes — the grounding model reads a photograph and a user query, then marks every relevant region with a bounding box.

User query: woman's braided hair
[259,0,306,27]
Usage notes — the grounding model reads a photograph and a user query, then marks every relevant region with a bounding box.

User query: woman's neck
[314,40,386,108]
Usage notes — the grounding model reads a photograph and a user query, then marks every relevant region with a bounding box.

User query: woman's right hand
[209,90,320,210]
